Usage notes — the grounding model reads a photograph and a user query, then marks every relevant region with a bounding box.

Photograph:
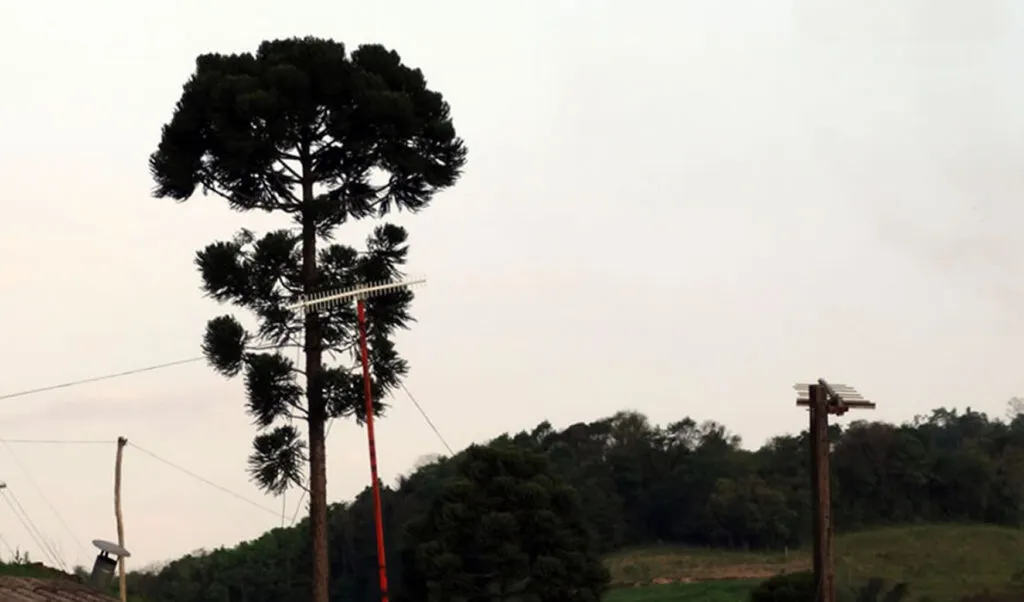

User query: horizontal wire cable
[0,345,292,403]
[0,352,456,532]
[0,357,204,402]
[0,439,114,445]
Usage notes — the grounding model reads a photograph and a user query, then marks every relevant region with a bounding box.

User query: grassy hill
[605,524,1024,602]
[606,579,760,602]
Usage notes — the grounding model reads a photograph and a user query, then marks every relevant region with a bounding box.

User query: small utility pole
[794,380,875,602]
[114,436,128,602]
[288,277,426,602]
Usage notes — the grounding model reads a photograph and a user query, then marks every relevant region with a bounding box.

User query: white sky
[0,0,1021,569]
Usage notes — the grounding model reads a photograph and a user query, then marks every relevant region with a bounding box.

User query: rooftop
[0,576,117,602]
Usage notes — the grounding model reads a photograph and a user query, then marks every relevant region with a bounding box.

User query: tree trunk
[307,404,328,602]
[301,171,330,602]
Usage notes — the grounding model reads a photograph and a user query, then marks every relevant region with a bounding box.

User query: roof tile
[0,577,117,602]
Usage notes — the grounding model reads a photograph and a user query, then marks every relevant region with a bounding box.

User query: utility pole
[288,277,426,602]
[114,436,128,602]
[794,380,875,602]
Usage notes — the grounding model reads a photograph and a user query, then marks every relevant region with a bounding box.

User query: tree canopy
[400,444,609,601]
[149,36,466,602]
[125,405,1024,602]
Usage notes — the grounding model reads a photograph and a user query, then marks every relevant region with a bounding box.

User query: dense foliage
[125,406,1024,601]
[400,444,609,601]
[748,571,815,602]
[749,573,910,602]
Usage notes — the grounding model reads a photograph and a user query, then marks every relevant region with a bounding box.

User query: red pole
[357,299,390,602]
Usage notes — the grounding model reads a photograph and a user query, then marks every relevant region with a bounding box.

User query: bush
[843,578,910,602]
[959,593,1024,602]
[750,571,815,602]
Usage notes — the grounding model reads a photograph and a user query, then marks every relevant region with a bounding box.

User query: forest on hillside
[124,406,1024,602]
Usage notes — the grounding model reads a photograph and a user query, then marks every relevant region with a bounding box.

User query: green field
[606,579,758,602]
[605,524,1024,602]
[606,544,805,586]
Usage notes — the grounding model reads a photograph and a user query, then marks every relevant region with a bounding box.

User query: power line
[288,382,454,526]
[0,489,55,567]
[127,442,278,517]
[1,487,64,571]
[0,440,89,560]
[0,439,114,445]
[288,419,335,527]
[399,382,454,455]
[280,489,287,529]
[0,345,292,403]
[0,532,14,559]
[0,352,457,527]
[289,343,307,527]
[288,491,306,527]
[0,357,204,402]
[0,354,455,455]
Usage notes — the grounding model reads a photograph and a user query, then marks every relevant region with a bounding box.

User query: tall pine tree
[149,37,466,602]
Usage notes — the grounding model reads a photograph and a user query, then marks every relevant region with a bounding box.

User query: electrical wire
[0,489,55,567]
[288,419,334,527]
[0,346,294,404]
[0,357,204,402]
[1,487,64,571]
[288,492,306,527]
[0,439,89,560]
[0,439,113,445]
[0,532,14,559]
[289,343,306,526]
[288,493,305,526]
[0,350,456,528]
[10,488,66,572]
[127,442,279,517]
[398,382,454,455]
[288,382,454,526]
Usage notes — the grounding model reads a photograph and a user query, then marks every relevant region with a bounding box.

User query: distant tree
[1006,397,1024,422]
[126,405,1024,602]
[400,444,610,602]
[707,475,795,548]
[149,36,466,602]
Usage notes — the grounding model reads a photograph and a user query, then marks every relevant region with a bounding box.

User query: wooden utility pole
[795,380,875,602]
[114,436,128,602]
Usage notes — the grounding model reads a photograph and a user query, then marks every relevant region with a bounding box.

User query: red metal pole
[357,299,390,602]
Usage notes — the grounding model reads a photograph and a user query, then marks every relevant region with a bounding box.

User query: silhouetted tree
[126,405,1024,602]
[149,36,466,602]
[400,444,610,602]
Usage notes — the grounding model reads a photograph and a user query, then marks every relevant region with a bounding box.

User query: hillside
[125,407,1024,602]
[607,524,1024,601]
[835,524,1024,600]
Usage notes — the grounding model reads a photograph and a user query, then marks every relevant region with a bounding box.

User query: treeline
[126,406,1024,602]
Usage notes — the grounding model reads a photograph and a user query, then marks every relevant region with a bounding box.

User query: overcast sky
[0,0,1021,569]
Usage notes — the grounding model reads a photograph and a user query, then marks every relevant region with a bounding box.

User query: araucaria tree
[149,37,466,602]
